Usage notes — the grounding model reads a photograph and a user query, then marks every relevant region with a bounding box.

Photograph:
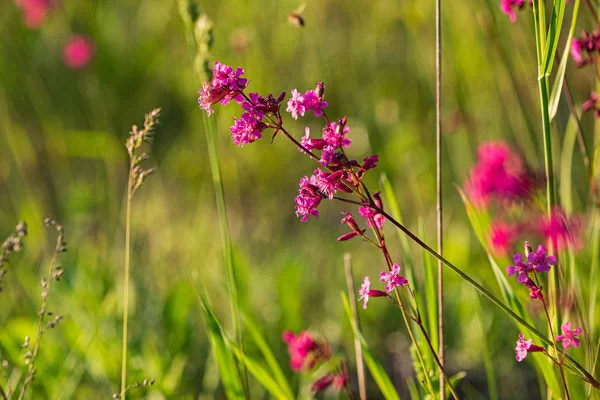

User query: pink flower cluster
[570,30,600,68]
[500,0,532,23]
[466,141,532,206]
[286,87,328,119]
[198,62,248,117]
[506,243,556,299]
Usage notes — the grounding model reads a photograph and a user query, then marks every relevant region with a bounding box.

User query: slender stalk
[0,385,7,400]
[368,203,599,387]
[18,228,63,400]
[120,159,133,400]
[343,254,367,400]
[435,0,445,394]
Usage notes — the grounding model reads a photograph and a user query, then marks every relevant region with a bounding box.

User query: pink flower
[557,322,582,349]
[527,245,556,273]
[313,169,344,200]
[358,205,385,229]
[339,212,365,242]
[357,276,387,309]
[582,92,600,118]
[489,221,516,254]
[300,127,326,152]
[286,89,306,120]
[465,141,531,205]
[506,252,532,283]
[229,112,265,147]
[362,155,378,171]
[537,208,582,250]
[380,264,408,292]
[62,35,95,70]
[515,333,544,362]
[523,277,544,300]
[322,118,351,149]
[198,62,247,116]
[571,38,583,63]
[295,176,325,222]
[303,89,328,117]
[15,0,56,29]
[282,330,330,372]
[500,0,527,23]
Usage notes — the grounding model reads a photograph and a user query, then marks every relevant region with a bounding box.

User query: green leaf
[342,292,401,400]
[242,314,294,399]
[548,0,581,120]
[541,0,567,76]
[198,292,245,400]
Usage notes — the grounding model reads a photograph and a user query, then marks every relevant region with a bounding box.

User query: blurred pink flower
[16,0,56,29]
[500,0,531,23]
[466,141,532,206]
[489,221,516,254]
[557,322,582,349]
[282,330,330,372]
[537,207,582,250]
[63,35,95,69]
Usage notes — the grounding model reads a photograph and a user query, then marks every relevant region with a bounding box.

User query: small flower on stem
[198,62,247,116]
[229,112,265,146]
[339,212,365,241]
[286,89,306,119]
[527,245,556,273]
[380,264,408,292]
[357,276,387,309]
[515,333,544,362]
[557,322,582,349]
[506,252,532,283]
[523,277,544,300]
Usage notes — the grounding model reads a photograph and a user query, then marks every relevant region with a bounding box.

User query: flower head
[339,212,365,241]
[489,221,516,255]
[357,276,387,309]
[500,0,527,23]
[527,245,556,273]
[303,89,328,117]
[571,37,583,63]
[506,252,532,283]
[515,333,544,362]
[229,112,265,147]
[198,62,247,116]
[537,207,582,250]
[466,141,532,206]
[16,0,56,29]
[286,89,306,120]
[557,322,582,349]
[282,330,330,371]
[380,264,408,292]
[63,35,95,69]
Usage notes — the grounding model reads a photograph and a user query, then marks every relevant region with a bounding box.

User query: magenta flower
[15,0,56,29]
[322,119,351,149]
[286,89,306,120]
[362,155,378,171]
[557,322,582,349]
[465,141,531,206]
[283,330,331,372]
[295,176,324,222]
[527,245,556,273]
[380,264,408,292]
[500,0,529,23]
[357,276,387,309]
[582,92,600,118]
[303,89,328,117]
[339,212,365,241]
[506,252,532,283]
[515,334,544,362]
[571,38,583,63]
[198,62,247,116]
[300,127,327,152]
[489,221,516,255]
[229,112,265,147]
[63,35,95,70]
[523,277,544,300]
[537,207,582,250]
[313,169,345,200]
[358,205,385,229]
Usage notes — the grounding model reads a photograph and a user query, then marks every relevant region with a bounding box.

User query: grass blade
[541,0,567,76]
[242,314,295,399]
[198,291,245,400]
[342,292,401,400]
[549,0,581,120]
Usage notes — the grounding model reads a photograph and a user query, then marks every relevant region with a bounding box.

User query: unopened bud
[315,82,325,99]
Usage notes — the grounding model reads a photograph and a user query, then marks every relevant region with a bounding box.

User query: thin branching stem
[17,227,63,400]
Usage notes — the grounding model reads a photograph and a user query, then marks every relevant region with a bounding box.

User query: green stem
[370,204,600,388]
[120,161,133,400]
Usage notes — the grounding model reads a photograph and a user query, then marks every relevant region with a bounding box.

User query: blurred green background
[0,0,596,398]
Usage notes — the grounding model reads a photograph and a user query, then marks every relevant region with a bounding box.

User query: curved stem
[370,203,599,388]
